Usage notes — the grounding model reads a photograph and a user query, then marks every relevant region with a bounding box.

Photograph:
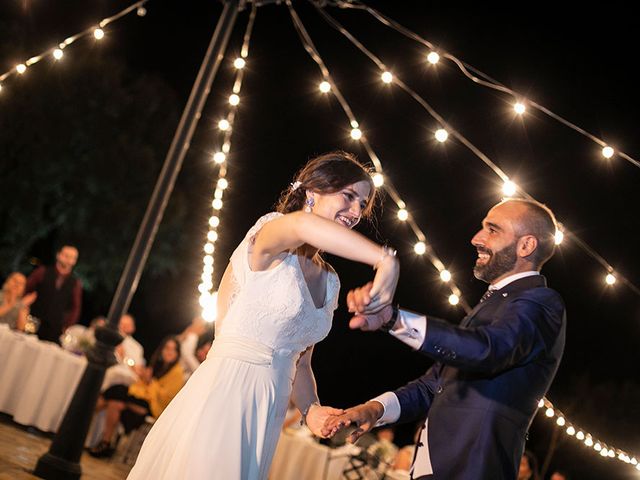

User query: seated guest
[177,316,209,378]
[116,313,145,367]
[89,336,184,458]
[0,272,37,331]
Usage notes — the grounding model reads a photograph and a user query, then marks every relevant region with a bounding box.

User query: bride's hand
[366,255,399,313]
[305,404,345,438]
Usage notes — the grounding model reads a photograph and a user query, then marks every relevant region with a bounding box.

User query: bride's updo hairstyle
[276,151,377,219]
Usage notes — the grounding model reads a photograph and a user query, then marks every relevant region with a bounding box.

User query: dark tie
[479,288,495,303]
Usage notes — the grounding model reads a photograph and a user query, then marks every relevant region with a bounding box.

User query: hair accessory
[291,181,302,191]
[304,197,315,213]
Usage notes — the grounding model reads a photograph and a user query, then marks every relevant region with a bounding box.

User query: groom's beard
[473,241,518,283]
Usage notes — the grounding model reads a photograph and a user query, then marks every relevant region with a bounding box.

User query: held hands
[347,282,394,331]
[367,254,399,314]
[321,401,384,442]
[305,404,345,438]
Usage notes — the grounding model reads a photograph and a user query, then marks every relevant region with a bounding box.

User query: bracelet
[380,304,399,333]
[300,401,320,426]
[374,245,397,270]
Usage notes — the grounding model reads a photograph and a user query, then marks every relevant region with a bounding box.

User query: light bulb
[218,119,230,131]
[566,426,575,436]
[545,408,554,417]
[554,230,564,245]
[556,417,565,426]
[209,216,220,227]
[434,129,448,142]
[217,178,228,189]
[233,57,246,69]
[605,273,616,285]
[16,64,27,74]
[204,243,214,254]
[502,180,517,197]
[440,270,452,282]
[137,7,147,16]
[203,255,214,265]
[594,443,602,451]
[585,437,593,447]
[212,199,223,210]
[53,48,64,60]
[538,399,545,408]
[372,173,384,187]
[514,102,526,115]
[350,128,362,140]
[213,152,226,164]
[94,28,105,40]
[448,294,459,305]
[414,242,426,255]
[397,209,408,221]
[381,71,393,83]
[229,94,240,106]
[427,51,440,64]
[576,431,585,440]
[207,231,218,242]
[602,146,614,159]
[319,81,331,93]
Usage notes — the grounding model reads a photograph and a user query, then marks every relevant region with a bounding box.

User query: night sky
[2,1,639,478]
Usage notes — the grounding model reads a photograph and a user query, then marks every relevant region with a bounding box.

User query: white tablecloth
[269,431,409,480]
[0,327,88,432]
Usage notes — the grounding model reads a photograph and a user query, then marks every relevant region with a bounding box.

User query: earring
[304,197,314,213]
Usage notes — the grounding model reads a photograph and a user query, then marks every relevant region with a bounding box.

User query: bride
[127,151,399,479]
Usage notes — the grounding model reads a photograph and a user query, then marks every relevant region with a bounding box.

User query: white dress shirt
[371,270,540,476]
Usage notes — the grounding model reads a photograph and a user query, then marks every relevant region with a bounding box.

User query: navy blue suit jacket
[394,275,565,480]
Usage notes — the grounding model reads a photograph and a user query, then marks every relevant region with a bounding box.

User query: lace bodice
[218,212,340,354]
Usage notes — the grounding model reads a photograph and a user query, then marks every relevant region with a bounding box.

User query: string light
[414,241,426,255]
[434,128,448,142]
[397,208,408,221]
[350,127,362,140]
[440,270,452,282]
[233,57,246,69]
[537,398,638,470]
[325,1,640,301]
[605,273,616,285]
[448,294,459,305]
[602,146,614,159]
[319,80,331,93]
[427,51,440,64]
[93,28,105,40]
[372,172,384,187]
[502,179,517,197]
[513,102,526,115]
[381,71,393,83]
[229,94,240,106]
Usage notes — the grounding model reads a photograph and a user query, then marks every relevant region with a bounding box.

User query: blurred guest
[550,470,570,480]
[0,272,36,331]
[518,450,539,480]
[367,427,398,467]
[177,317,209,378]
[392,423,423,473]
[25,245,82,343]
[89,336,184,458]
[116,313,145,367]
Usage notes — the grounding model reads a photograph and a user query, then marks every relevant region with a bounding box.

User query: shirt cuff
[388,308,427,350]
[370,391,401,426]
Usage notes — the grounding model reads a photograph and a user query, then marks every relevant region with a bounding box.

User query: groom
[325,199,566,480]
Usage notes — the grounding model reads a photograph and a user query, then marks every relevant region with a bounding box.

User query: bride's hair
[275,151,377,218]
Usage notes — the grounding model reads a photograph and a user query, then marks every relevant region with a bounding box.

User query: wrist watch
[380,304,399,333]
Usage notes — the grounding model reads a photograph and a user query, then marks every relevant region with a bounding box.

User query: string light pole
[33,1,242,478]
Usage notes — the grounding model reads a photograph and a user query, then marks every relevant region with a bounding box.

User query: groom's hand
[323,401,384,442]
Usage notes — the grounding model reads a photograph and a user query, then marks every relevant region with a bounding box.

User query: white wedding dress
[127,213,340,479]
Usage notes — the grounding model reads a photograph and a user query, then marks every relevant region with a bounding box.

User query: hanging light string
[286,0,470,313]
[310,3,640,300]
[198,2,257,322]
[537,398,640,470]
[327,0,640,171]
[0,0,149,88]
